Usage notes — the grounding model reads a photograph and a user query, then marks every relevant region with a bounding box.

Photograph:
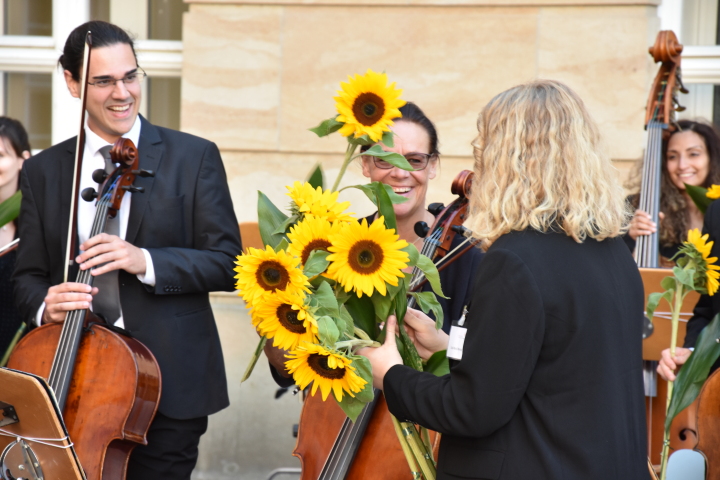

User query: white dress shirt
[37,116,156,328]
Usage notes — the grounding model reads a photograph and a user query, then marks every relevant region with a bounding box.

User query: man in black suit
[13,21,241,479]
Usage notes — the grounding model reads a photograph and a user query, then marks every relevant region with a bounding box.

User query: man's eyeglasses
[367,152,437,171]
[88,68,147,88]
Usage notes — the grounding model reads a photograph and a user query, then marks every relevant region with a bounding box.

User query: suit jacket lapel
[126,117,163,245]
[59,140,77,272]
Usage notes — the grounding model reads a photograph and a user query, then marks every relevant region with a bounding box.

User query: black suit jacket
[384,229,648,479]
[13,118,242,419]
[685,200,720,349]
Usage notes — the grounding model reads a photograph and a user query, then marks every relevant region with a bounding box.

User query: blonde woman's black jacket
[13,117,241,420]
[384,229,648,480]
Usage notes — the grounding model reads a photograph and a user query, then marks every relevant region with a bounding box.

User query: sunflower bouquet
[646,228,720,479]
[235,70,446,419]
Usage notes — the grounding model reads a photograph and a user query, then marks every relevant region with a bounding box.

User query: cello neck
[634,122,664,268]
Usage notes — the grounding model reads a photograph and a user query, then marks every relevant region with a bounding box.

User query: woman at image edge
[360,80,648,479]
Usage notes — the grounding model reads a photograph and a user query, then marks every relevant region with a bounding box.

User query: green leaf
[352,134,375,146]
[345,294,377,340]
[306,164,324,190]
[380,130,394,148]
[309,116,343,137]
[241,336,267,383]
[317,315,340,345]
[257,191,288,249]
[336,394,367,422]
[646,292,664,321]
[370,290,394,328]
[344,183,407,207]
[339,305,355,339]
[660,276,676,292]
[424,350,450,377]
[410,291,444,330]
[402,243,420,268]
[272,214,298,236]
[274,238,289,253]
[0,190,20,228]
[416,254,447,298]
[363,144,413,171]
[666,313,720,431]
[673,266,696,291]
[393,278,408,325]
[685,183,713,214]
[312,281,340,318]
[303,250,330,278]
[350,356,375,403]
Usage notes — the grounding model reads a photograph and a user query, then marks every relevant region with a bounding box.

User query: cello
[292,170,475,479]
[4,32,161,480]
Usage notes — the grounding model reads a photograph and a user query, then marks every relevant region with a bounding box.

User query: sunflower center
[256,260,290,292]
[352,92,385,127]
[348,240,385,274]
[301,239,333,265]
[307,353,346,379]
[277,304,306,334]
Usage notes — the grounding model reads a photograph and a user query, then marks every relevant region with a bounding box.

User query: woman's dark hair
[632,119,720,247]
[0,117,30,158]
[59,21,137,82]
[361,102,440,155]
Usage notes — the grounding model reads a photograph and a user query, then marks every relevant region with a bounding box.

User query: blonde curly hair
[466,80,630,248]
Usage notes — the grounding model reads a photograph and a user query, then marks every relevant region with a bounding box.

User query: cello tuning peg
[131,169,155,178]
[427,202,445,216]
[81,187,98,202]
[92,169,108,184]
[414,221,430,238]
[675,70,689,94]
[121,185,145,193]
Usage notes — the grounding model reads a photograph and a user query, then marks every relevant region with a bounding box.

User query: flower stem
[334,338,380,350]
[331,141,358,192]
[391,415,422,479]
[659,281,685,480]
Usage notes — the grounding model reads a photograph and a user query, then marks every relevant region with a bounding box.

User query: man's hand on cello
[77,233,147,276]
[42,282,97,324]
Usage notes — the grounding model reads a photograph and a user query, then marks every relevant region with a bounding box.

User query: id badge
[447,306,468,361]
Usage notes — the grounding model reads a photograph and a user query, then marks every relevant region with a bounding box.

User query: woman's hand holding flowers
[358,315,403,389]
[403,308,449,360]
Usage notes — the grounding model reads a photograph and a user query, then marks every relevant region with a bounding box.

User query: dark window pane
[90,0,110,22]
[5,73,51,150]
[149,0,188,41]
[148,77,181,131]
[5,0,52,36]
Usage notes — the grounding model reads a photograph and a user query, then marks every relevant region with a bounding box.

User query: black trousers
[126,412,208,480]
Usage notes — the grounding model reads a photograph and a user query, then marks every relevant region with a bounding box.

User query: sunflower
[251,291,318,351]
[286,181,354,223]
[326,217,409,298]
[707,185,720,200]
[235,246,310,306]
[285,343,367,402]
[287,214,342,268]
[335,69,406,142]
[685,228,720,296]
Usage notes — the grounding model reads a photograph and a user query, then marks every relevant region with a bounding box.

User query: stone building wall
[183,2,660,479]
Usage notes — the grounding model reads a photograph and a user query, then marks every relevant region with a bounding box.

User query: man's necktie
[91,145,121,323]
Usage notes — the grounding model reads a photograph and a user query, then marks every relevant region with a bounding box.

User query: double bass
[4,32,161,480]
[636,30,704,468]
[292,170,474,479]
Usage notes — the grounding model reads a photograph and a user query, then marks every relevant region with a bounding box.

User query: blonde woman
[360,80,648,479]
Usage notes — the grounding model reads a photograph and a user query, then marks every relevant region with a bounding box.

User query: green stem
[660,282,685,480]
[391,415,422,479]
[399,420,437,480]
[334,338,380,350]
[331,141,358,192]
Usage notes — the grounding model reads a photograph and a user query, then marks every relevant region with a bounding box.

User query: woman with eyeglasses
[360,102,484,332]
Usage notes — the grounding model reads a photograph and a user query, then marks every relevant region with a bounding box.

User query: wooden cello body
[293,171,473,480]
[7,323,161,480]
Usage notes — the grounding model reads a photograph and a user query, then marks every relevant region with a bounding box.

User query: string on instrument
[47,176,121,409]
